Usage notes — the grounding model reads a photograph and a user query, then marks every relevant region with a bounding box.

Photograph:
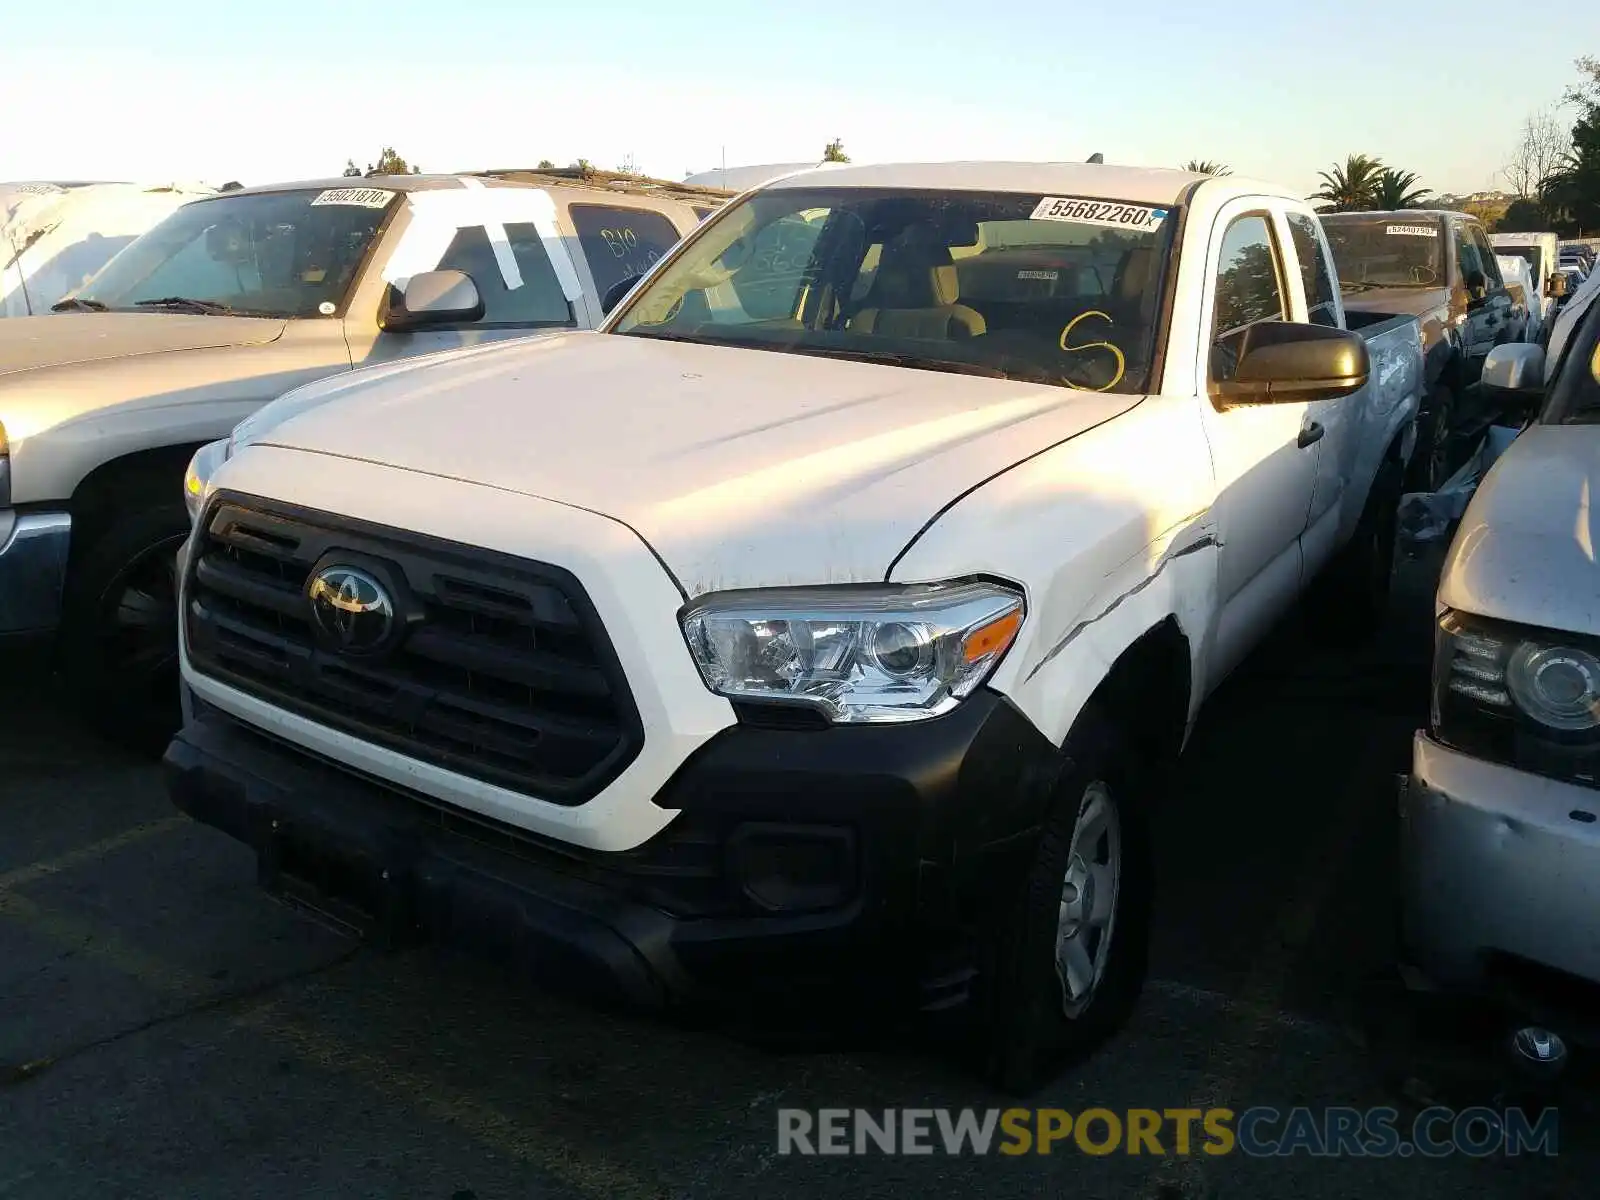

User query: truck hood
[1440,424,1600,637]
[1340,287,1448,320]
[0,312,285,378]
[256,331,1140,593]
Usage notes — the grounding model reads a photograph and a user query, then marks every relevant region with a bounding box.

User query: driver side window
[1210,214,1287,384]
[1455,226,1484,286]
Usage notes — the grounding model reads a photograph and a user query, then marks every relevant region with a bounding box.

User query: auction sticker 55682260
[1031,196,1169,233]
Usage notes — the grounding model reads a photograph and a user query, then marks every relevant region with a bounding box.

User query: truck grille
[183,495,643,805]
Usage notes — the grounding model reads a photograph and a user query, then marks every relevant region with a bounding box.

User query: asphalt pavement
[1,548,1594,1199]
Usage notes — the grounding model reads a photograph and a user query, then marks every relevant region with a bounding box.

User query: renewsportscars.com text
[777,1106,1559,1158]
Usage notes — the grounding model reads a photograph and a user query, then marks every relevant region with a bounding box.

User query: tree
[1542,109,1600,236]
[572,158,595,177]
[1373,168,1431,210]
[1563,55,1600,110]
[1182,160,1230,176]
[1310,154,1384,212]
[1494,196,1548,232]
[344,148,420,177]
[1503,108,1571,197]
[822,139,850,163]
[536,159,555,170]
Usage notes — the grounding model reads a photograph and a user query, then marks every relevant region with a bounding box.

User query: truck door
[1281,209,1358,578]
[343,185,587,367]
[1453,222,1506,375]
[1196,203,1322,684]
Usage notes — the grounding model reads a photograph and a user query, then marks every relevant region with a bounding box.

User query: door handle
[1298,422,1325,449]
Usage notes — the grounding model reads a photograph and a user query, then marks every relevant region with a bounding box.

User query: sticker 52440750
[1031,196,1169,232]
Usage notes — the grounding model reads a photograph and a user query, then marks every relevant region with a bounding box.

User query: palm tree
[1372,168,1431,211]
[1183,160,1231,176]
[1310,154,1385,213]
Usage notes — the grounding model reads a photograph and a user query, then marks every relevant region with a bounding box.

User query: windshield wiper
[133,296,238,315]
[785,345,1010,379]
[50,296,108,312]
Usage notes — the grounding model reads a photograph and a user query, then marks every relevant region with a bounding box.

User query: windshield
[1497,245,1543,279]
[73,187,397,318]
[1322,217,1444,290]
[610,186,1176,394]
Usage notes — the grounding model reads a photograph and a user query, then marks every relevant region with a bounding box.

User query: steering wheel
[1409,265,1438,285]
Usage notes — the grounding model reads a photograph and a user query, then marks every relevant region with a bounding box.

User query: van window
[1285,214,1340,327]
[432,223,574,327]
[569,204,681,298]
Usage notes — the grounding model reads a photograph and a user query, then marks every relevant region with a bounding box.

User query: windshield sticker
[13,183,65,196]
[311,187,397,209]
[1386,224,1438,238]
[1017,269,1059,281]
[1031,197,1168,232]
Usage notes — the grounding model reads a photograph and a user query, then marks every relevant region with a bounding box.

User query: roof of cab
[1321,208,1476,223]
[217,169,734,206]
[757,161,1299,206]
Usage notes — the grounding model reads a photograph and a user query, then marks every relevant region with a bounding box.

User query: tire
[1405,386,1456,493]
[976,704,1153,1094]
[57,502,190,753]
[1313,455,1402,643]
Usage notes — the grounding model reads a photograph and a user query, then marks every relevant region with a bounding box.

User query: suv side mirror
[1480,342,1545,413]
[601,273,643,316]
[379,269,483,332]
[1210,322,1370,406]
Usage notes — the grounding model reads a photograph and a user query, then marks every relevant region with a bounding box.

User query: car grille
[184,495,643,805]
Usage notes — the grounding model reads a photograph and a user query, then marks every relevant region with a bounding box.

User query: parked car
[1490,231,1563,340]
[167,161,1424,1089]
[1399,289,1600,1053]
[1322,210,1516,490]
[0,169,725,744]
[1494,254,1538,344]
[2,181,216,317]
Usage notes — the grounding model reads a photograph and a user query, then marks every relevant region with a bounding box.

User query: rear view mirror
[1480,342,1545,413]
[380,269,483,332]
[601,273,643,316]
[1211,322,1370,406]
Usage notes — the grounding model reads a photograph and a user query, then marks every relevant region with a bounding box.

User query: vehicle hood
[1440,424,1600,637]
[256,331,1141,593]
[1340,287,1448,320]
[0,312,285,378]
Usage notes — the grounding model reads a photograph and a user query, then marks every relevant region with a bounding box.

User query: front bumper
[1400,731,1600,998]
[0,511,71,639]
[164,684,1063,1013]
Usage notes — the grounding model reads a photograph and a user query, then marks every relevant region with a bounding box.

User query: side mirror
[1211,322,1370,406]
[600,273,643,316]
[379,269,483,332]
[1546,273,1570,299]
[1480,342,1545,412]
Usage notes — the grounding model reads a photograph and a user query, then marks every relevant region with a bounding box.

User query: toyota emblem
[307,565,395,654]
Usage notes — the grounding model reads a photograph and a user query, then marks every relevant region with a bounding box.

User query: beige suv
[0,169,726,744]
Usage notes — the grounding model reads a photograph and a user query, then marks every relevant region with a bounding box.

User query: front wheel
[57,502,190,752]
[977,706,1153,1094]
[1406,386,1457,493]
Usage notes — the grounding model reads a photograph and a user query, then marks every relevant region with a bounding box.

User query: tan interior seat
[850,224,986,339]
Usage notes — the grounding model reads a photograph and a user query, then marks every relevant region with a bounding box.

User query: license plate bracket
[256,813,416,950]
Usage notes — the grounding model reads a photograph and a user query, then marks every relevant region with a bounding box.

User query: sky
[4,1,1597,199]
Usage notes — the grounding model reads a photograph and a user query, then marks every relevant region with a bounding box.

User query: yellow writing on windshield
[1059,310,1126,392]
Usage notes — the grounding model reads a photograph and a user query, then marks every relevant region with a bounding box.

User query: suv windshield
[1322,216,1444,290]
[610,186,1176,394]
[73,187,397,318]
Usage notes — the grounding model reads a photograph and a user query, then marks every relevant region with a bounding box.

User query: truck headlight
[183,438,231,524]
[681,580,1025,724]
[1433,609,1600,787]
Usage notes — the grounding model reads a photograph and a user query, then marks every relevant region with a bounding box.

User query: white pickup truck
[166,162,1423,1088]
[0,169,723,743]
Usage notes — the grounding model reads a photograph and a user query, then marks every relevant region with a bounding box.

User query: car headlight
[681,579,1025,724]
[183,438,231,524]
[1433,609,1600,787]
